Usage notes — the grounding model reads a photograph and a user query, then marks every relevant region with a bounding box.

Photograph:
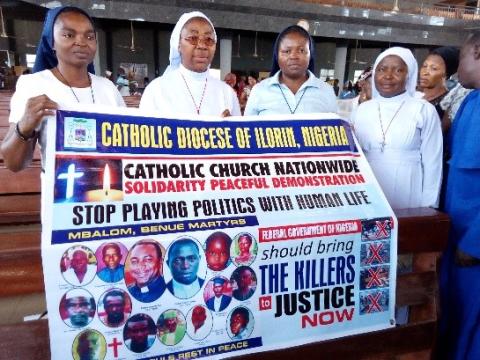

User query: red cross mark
[366,243,384,264]
[375,220,390,238]
[366,293,382,313]
[108,337,122,358]
[366,267,384,288]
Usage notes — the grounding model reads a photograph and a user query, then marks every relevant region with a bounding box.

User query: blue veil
[33,6,95,74]
[269,25,315,77]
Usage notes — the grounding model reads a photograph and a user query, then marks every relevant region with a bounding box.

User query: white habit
[352,47,443,209]
[140,64,241,117]
[9,70,126,166]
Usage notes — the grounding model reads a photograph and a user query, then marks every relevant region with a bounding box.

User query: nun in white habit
[352,47,443,209]
[140,11,241,117]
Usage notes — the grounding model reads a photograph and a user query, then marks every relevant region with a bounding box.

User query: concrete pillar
[220,38,232,79]
[94,29,106,76]
[334,45,348,93]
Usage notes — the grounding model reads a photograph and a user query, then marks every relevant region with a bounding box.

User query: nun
[140,11,240,117]
[352,47,443,209]
[244,25,337,115]
[1,6,125,172]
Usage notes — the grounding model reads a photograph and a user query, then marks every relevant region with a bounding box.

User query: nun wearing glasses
[140,11,240,117]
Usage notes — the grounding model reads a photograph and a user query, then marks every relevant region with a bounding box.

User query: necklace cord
[55,67,95,104]
[378,100,406,152]
[181,73,208,115]
[277,84,308,114]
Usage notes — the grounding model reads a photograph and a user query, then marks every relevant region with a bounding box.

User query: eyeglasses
[181,36,216,47]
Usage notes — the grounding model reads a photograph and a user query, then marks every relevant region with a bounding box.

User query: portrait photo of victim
[59,288,95,328]
[157,309,187,346]
[72,329,106,360]
[165,237,206,299]
[227,306,254,340]
[97,288,132,328]
[186,305,213,341]
[231,266,257,301]
[231,232,257,267]
[61,245,97,286]
[123,313,157,353]
[96,242,128,283]
[124,239,166,303]
[204,231,232,271]
[204,276,232,312]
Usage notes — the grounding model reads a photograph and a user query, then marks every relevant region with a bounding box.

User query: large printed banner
[42,109,397,360]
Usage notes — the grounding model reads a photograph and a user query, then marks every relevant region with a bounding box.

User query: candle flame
[103,164,111,195]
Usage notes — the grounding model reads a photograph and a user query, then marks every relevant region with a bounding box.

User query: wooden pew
[0,207,449,359]
[0,91,42,225]
[0,92,140,228]
[123,95,141,108]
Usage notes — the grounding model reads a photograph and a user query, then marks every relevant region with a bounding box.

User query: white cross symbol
[57,163,84,199]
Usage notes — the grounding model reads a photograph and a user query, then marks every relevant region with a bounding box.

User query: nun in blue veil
[33,6,95,73]
[1,6,124,173]
[244,24,337,116]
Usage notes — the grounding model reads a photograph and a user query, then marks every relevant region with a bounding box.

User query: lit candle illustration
[103,163,111,195]
[85,164,123,201]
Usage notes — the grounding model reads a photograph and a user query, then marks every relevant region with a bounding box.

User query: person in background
[116,67,130,96]
[129,81,142,96]
[339,80,356,99]
[4,66,17,90]
[244,25,337,115]
[419,46,459,129]
[332,78,340,96]
[357,68,373,105]
[224,72,237,90]
[1,6,125,173]
[439,73,472,134]
[348,67,372,124]
[237,74,246,98]
[439,31,480,360]
[352,47,442,209]
[140,11,240,117]
[239,74,257,113]
[104,69,113,82]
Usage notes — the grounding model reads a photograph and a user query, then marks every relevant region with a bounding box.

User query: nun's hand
[221,109,231,117]
[18,95,58,137]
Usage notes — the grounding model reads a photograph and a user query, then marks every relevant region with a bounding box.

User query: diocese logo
[65,117,96,150]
